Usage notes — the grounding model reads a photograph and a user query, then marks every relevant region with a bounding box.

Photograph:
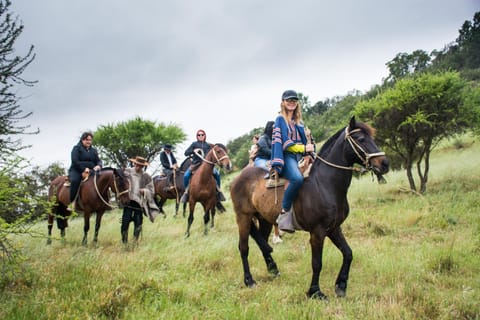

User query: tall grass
[1,137,479,319]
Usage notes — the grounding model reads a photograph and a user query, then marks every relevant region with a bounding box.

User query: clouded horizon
[10,0,479,173]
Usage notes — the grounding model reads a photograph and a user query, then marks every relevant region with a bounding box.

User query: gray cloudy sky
[11,0,479,172]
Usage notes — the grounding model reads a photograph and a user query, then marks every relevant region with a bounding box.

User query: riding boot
[121,231,128,244]
[216,185,226,201]
[180,187,189,203]
[276,208,295,233]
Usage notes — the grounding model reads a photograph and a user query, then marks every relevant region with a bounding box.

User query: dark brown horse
[47,168,130,245]
[230,117,389,299]
[185,143,232,237]
[153,157,192,217]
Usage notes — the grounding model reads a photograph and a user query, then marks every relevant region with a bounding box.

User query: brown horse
[230,117,389,299]
[153,157,191,218]
[185,143,232,238]
[47,168,130,245]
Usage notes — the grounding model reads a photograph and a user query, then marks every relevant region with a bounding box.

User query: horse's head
[209,143,232,172]
[345,116,389,179]
[113,168,130,205]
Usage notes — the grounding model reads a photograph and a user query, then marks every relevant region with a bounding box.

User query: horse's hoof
[184,232,190,239]
[244,277,257,288]
[46,239,52,245]
[307,288,328,301]
[267,262,280,277]
[335,283,347,297]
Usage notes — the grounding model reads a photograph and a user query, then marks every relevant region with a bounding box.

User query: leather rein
[312,127,385,173]
[93,171,129,208]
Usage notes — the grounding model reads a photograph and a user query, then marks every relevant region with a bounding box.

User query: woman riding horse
[230,116,389,299]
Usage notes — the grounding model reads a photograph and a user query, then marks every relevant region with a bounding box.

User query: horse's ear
[349,116,356,129]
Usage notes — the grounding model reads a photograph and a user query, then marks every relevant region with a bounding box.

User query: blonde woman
[271,90,315,233]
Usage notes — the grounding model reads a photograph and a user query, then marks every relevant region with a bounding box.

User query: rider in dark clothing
[254,121,275,172]
[68,132,102,203]
[180,129,224,203]
[159,144,178,189]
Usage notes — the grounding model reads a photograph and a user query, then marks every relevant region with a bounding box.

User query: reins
[312,126,385,173]
[93,171,129,209]
[194,146,230,167]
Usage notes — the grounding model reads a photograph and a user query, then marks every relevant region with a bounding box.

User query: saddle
[265,155,313,189]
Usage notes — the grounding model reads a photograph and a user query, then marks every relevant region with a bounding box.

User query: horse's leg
[185,203,196,238]
[47,213,54,245]
[182,202,187,218]
[203,205,211,236]
[210,207,215,229]
[237,216,255,287]
[328,227,352,298]
[174,201,179,217]
[56,206,68,244]
[159,198,167,217]
[93,211,104,244]
[82,213,90,246]
[307,229,328,300]
[251,220,279,277]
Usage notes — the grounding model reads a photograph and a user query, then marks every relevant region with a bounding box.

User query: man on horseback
[159,143,178,191]
[180,129,226,203]
[68,131,102,210]
[271,90,315,233]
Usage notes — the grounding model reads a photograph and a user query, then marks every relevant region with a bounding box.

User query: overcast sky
[10,0,479,173]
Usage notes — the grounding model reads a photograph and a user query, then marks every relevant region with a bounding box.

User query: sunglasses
[286,99,298,103]
[197,134,205,137]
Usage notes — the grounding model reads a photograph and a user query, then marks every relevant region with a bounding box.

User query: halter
[194,146,230,166]
[314,126,385,172]
[93,171,129,208]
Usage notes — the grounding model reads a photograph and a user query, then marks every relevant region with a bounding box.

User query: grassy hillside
[1,136,479,319]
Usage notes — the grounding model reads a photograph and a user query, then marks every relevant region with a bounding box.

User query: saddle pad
[265,177,287,189]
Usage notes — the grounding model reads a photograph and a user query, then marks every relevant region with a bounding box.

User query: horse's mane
[214,143,227,151]
[318,127,344,158]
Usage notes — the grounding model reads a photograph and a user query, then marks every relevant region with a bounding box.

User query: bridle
[93,170,130,208]
[313,126,385,172]
[194,146,230,167]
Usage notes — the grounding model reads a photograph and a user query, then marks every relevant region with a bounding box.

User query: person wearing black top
[68,131,102,203]
[159,144,178,189]
[254,121,274,172]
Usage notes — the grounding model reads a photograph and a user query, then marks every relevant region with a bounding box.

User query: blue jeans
[280,153,304,211]
[184,167,221,189]
[254,157,269,172]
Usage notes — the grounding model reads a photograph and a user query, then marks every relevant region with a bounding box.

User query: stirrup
[276,209,295,233]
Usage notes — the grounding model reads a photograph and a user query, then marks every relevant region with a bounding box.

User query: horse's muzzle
[370,157,389,175]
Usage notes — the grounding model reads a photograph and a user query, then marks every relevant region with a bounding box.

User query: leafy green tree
[431,11,480,72]
[0,0,37,163]
[25,162,66,197]
[94,116,186,167]
[307,91,363,142]
[384,50,431,84]
[0,0,45,286]
[355,71,478,193]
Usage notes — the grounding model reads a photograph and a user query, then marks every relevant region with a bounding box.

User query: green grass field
[2,136,479,319]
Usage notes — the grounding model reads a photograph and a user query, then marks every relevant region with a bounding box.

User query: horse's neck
[96,172,113,195]
[196,162,214,179]
[313,140,354,189]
